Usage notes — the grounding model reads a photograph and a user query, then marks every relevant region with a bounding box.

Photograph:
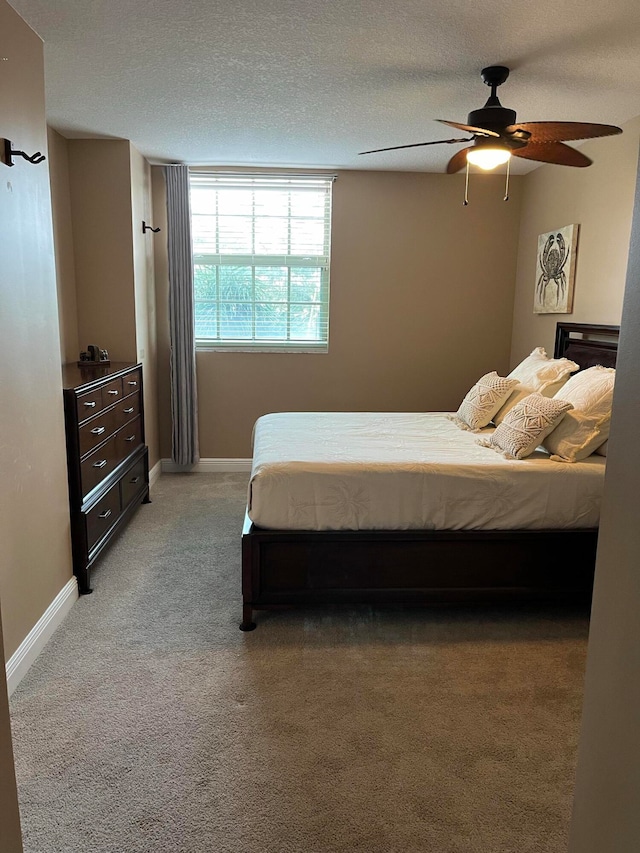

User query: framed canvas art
[534,224,579,314]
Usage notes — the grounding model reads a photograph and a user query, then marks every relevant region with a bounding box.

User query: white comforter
[248,412,605,531]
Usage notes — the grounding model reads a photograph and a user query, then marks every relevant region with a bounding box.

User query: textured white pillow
[543,366,616,462]
[493,347,579,425]
[447,372,520,431]
[478,393,573,460]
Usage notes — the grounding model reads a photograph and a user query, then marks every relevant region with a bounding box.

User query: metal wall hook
[142,221,161,234]
[3,139,46,167]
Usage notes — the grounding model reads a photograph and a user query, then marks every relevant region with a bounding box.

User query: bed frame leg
[239,604,256,632]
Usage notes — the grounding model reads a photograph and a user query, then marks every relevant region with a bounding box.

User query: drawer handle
[98,509,112,520]
[108,390,119,396]
[123,407,134,414]
[128,380,138,386]
[130,476,140,484]
[93,459,107,469]
[90,426,106,435]
[125,435,136,442]
[83,401,96,408]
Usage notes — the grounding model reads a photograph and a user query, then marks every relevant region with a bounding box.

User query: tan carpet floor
[9,473,589,853]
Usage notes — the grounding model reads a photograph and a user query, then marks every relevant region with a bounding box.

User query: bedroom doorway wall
[0,609,23,853]
[568,137,640,851]
[0,0,74,662]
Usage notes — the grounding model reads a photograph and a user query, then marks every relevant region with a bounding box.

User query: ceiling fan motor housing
[467,105,516,133]
[468,66,516,137]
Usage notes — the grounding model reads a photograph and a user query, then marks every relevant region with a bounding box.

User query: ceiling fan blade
[512,142,592,167]
[446,147,473,174]
[437,119,500,138]
[506,121,622,143]
[359,137,471,155]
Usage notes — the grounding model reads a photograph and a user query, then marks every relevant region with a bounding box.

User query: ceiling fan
[359,66,622,174]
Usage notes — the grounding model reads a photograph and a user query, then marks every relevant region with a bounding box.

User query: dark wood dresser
[62,362,150,593]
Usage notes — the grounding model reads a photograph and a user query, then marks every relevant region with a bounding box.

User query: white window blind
[189,172,333,350]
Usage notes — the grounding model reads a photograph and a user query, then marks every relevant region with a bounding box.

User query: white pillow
[595,440,608,457]
[543,366,615,462]
[477,393,573,460]
[447,372,519,432]
[493,347,579,425]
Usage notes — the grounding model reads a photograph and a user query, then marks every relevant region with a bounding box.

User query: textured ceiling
[7,0,640,173]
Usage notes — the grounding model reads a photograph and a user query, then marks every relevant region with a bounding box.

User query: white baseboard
[148,459,162,486]
[6,576,78,696]
[161,458,252,473]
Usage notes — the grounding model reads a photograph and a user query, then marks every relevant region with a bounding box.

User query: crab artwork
[534,224,579,314]
[537,233,568,305]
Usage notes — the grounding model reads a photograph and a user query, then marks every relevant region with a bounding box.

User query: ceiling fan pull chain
[463,160,470,206]
[504,158,510,202]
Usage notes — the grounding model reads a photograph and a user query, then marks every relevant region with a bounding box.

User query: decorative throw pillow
[447,372,520,432]
[477,393,573,459]
[493,347,579,426]
[543,366,616,462]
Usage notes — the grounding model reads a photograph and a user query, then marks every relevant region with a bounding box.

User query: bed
[240,322,619,630]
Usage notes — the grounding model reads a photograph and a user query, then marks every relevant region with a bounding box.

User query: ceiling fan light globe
[466,147,512,170]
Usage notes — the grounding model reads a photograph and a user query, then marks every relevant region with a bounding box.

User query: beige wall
[68,139,138,362]
[47,128,79,363]
[49,138,161,466]
[153,168,524,458]
[130,146,160,467]
[0,608,23,853]
[510,116,640,364]
[568,153,640,852]
[0,1,73,661]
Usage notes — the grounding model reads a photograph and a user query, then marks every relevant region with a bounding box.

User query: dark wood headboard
[554,322,620,370]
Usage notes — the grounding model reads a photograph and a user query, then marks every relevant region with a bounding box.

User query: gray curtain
[165,165,199,465]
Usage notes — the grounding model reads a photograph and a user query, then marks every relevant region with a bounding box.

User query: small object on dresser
[78,345,110,367]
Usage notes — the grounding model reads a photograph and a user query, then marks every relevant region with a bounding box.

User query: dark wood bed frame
[240,322,619,630]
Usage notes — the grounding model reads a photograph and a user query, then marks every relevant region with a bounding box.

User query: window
[190,172,333,351]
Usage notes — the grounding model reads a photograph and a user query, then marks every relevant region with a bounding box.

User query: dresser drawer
[78,408,118,458]
[101,377,123,407]
[122,368,142,395]
[120,457,146,509]
[86,484,121,551]
[76,388,103,423]
[115,393,140,429]
[81,436,118,497]
[116,416,142,461]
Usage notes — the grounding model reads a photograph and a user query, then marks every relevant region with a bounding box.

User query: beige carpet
[10,473,588,853]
